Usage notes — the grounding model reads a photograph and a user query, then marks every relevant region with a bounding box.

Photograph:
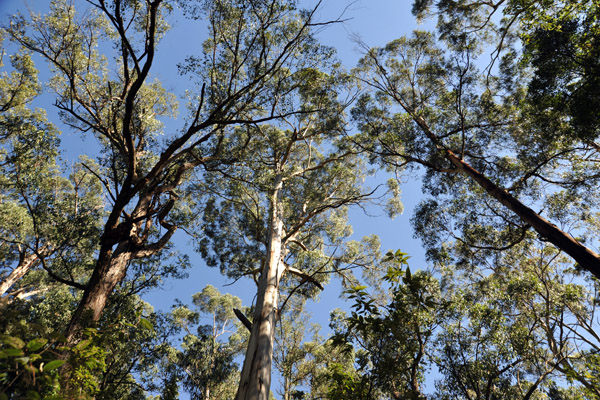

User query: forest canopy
[1,0,599,399]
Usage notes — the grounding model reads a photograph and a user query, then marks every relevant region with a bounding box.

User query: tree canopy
[1,0,599,399]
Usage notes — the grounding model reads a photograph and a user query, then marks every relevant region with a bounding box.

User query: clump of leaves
[0,328,106,400]
[1,333,64,399]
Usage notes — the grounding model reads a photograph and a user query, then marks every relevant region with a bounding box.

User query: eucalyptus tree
[171,284,249,400]
[194,40,390,396]
[327,242,600,398]
[433,241,600,399]
[3,0,344,343]
[272,297,338,400]
[352,0,600,280]
[0,39,103,303]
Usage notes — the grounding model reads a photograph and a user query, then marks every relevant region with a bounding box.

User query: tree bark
[409,109,600,279]
[443,149,600,280]
[64,242,132,343]
[0,252,40,298]
[236,175,285,400]
[283,376,290,400]
[371,55,600,279]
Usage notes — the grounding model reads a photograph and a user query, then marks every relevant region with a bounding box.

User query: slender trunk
[444,149,600,280]
[0,252,40,298]
[65,242,131,343]
[236,175,285,400]
[283,376,290,400]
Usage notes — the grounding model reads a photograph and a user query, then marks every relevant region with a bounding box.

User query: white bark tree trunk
[236,175,285,400]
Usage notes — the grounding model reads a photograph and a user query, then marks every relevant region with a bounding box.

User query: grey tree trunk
[283,376,291,400]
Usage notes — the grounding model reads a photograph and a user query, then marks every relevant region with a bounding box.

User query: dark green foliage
[525,4,600,141]
[329,246,600,398]
[0,328,107,400]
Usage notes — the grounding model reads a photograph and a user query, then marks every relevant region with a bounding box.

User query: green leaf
[75,339,92,350]
[42,360,65,372]
[0,348,24,358]
[15,356,30,365]
[1,335,25,349]
[27,338,48,352]
[139,317,153,331]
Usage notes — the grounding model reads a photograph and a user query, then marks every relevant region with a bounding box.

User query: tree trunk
[236,175,285,400]
[444,149,600,280]
[283,376,290,400]
[0,252,40,298]
[395,97,600,279]
[64,242,132,343]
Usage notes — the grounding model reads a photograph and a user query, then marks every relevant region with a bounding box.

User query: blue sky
[1,0,435,396]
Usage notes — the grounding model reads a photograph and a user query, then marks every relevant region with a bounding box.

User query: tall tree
[0,39,103,303]
[329,244,600,398]
[433,241,600,399]
[272,298,336,400]
[4,0,341,343]
[353,0,600,279]
[171,285,248,400]
[355,28,600,276]
[194,42,389,396]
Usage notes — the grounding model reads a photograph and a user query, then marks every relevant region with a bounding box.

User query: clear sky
[1,0,434,397]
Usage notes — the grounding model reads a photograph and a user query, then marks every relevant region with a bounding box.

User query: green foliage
[329,244,600,398]
[64,330,107,398]
[523,1,600,141]
[169,285,248,400]
[273,298,345,400]
[194,51,381,297]
[0,333,61,399]
[325,362,371,400]
[0,328,108,400]
[330,250,440,399]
